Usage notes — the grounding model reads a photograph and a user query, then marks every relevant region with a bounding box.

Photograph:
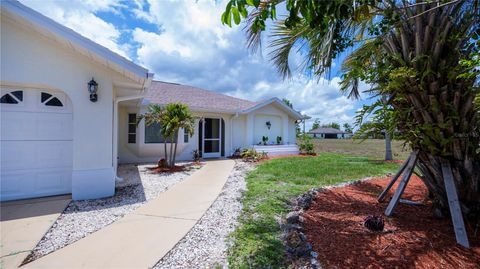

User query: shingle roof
[308,127,350,134]
[145,81,259,112]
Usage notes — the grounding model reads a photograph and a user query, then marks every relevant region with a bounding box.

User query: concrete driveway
[0,195,71,269]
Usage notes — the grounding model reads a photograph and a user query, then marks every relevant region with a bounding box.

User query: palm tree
[222,1,480,215]
[162,103,195,168]
[137,104,168,167]
[138,103,195,168]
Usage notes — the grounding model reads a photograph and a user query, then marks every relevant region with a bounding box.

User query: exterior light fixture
[266,121,272,129]
[88,78,98,102]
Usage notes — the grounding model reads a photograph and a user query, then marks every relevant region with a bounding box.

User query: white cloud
[20,0,129,58]
[21,0,365,129]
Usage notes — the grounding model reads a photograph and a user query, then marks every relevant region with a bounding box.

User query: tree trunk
[382,2,480,216]
[164,141,168,167]
[169,134,174,168]
[172,130,179,168]
[384,132,393,161]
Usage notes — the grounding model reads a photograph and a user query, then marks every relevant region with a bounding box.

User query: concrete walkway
[23,159,235,269]
[1,196,71,269]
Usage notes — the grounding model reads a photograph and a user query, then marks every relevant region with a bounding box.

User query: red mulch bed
[303,175,480,269]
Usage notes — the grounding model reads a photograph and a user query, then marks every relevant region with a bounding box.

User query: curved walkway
[23,159,235,269]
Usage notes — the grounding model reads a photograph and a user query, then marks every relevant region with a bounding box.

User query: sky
[21,0,373,130]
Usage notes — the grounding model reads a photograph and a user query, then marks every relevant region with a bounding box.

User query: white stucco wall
[248,103,296,145]
[118,108,235,163]
[253,114,282,145]
[117,103,301,162]
[1,18,142,199]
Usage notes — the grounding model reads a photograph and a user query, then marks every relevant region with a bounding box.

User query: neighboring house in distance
[0,1,307,202]
[118,81,306,163]
[308,127,352,139]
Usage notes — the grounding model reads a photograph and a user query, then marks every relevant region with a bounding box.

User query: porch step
[253,144,299,156]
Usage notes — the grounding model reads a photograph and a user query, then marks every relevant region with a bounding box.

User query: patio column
[282,115,289,144]
[246,113,254,146]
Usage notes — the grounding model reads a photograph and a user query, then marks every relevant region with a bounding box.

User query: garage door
[1,88,73,201]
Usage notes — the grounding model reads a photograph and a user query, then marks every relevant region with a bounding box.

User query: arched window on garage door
[0,90,23,104]
[41,92,64,107]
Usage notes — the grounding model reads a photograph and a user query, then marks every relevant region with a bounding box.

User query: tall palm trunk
[383,4,479,215]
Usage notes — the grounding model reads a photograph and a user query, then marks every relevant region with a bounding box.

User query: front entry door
[203,118,221,158]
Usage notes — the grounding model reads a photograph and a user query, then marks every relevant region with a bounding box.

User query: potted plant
[276,136,282,145]
[262,136,269,145]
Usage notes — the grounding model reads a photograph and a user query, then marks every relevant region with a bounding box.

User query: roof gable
[241,98,305,120]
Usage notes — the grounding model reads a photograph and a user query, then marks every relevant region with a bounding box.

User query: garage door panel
[36,113,73,140]
[35,168,72,193]
[1,169,71,201]
[1,111,37,140]
[1,141,72,170]
[1,141,36,170]
[0,170,33,196]
[36,141,73,168]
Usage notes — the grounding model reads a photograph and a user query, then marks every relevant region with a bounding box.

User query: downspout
[113,73,153,181]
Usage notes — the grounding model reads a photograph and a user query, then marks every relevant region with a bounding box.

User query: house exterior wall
[118,107,235,163]
[249,103,296,145]
[1,18,140,200]
[117,103,300,163]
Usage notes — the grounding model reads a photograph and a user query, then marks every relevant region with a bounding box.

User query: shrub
[298,135,315,155]
[241,148,268,162]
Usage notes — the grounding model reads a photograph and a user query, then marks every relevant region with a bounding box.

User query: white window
[184,129,189,143]
[128,113,137,144]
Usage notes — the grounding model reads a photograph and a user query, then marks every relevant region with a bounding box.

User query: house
[118,81,305,163]
[308,127,352,139]
[0,1,306,202]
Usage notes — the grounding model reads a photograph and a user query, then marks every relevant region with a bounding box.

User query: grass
[228,153,401,268]
[312,139,410,160]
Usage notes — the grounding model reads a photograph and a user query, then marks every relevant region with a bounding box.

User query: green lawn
[312,139,410,160]
[228,153,400,268]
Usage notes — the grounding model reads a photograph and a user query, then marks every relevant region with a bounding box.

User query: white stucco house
[0,1,306,202]
[119,81,304,163]
[307,127,352,139]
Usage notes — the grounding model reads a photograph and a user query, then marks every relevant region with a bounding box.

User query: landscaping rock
[154,160,255,268]
[286,211,303,224]
[27,162,200,263]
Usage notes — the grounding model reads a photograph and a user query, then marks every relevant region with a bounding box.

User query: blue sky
[21,0,373,130]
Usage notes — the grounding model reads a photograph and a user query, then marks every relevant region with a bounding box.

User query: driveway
[0,196,71,269]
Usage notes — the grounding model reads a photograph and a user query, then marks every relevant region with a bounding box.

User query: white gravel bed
[154,159,255,269]
[26,162,201,263]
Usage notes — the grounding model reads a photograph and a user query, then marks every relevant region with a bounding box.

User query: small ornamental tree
[138,103,194,168]
[222,0,480,216]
